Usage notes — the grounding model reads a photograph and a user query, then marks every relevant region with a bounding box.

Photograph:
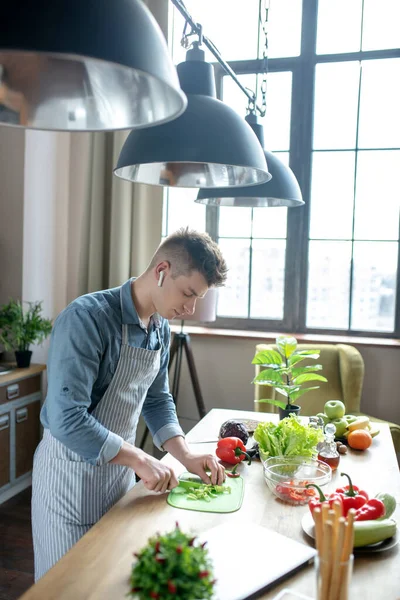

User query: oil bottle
[317,422,340,471]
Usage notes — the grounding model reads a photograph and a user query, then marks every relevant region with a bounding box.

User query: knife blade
[177,477,205,490]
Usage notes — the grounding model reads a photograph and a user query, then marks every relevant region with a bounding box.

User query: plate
[236,418,262,434]
[301,511,399,554]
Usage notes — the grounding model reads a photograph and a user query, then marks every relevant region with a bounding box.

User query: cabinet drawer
[0,413,10,488]
[0,375,41,405]
[15,400,41,478]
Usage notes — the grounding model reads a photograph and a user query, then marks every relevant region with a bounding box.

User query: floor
[0,488,34,600]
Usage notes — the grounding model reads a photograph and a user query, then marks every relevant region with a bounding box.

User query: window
[164,0,400,337]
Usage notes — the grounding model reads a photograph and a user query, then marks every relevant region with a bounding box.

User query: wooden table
[20,409,400,600]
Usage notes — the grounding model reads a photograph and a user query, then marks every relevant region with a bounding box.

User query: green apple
[344,414,358,424]
[316,412,330,426]
[324,400,346,419]
[332,417,348,438]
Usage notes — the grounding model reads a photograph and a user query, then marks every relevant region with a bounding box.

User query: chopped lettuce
[254,414,323,458]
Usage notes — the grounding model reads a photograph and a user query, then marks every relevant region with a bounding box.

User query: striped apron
[32,322,161,581]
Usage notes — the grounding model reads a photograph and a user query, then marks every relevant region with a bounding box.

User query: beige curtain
[67,131,164,299]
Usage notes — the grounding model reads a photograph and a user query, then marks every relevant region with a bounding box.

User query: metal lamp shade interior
[114,94,271,188]
[0,0,186,131]
[196,150,304,207]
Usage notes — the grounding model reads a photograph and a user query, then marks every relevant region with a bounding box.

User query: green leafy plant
[252,335,327,411]
[0,299,52,352]
[129,523,215,600]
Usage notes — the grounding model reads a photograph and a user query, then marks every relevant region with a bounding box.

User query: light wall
[172,335,400,428]
[0,127,25,305]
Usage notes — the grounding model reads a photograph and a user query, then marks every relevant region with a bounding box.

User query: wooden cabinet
[0,365,45,504]
[0,412,10,488]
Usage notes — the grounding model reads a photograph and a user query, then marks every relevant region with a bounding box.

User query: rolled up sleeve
[141,324,184,450]
[43,308,123,465]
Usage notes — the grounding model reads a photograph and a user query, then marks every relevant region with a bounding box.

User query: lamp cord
[259,0,269,117]
[172,0,266,116]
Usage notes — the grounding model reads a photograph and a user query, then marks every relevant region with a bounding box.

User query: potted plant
[252,335,327,419]
[0,299,52,368]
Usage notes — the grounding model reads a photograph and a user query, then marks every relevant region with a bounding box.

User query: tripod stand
[139,327,207,449]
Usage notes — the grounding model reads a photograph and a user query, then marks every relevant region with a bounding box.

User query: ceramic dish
[301,511,399,554]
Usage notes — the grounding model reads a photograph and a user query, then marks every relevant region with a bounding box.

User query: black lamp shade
[114,94,271,188]
[196,112,304,206]
[0,0,186,131]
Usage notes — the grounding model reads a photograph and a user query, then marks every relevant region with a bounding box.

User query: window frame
[200,0,400,339]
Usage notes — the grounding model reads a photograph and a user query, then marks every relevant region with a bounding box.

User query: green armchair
[254,343,400,454]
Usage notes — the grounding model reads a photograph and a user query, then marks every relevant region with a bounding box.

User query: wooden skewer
[341,509,355,562]
[314,507,323,555]
[328,517,346,600]
[328,508,337,548]
[320,520,333,600]
[321,502,330,528]
[338,509,356,600]
[333,500,342,523]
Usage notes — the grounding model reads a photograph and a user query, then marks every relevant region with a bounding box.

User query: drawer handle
[7,383,20,400]
[0,414,10,431]
[16,407,28,423]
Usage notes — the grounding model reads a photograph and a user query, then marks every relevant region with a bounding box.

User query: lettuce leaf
[254,415,323,458]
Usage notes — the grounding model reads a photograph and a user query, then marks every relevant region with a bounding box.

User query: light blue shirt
[40,279,184,466]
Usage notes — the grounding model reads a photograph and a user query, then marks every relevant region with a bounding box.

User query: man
[32,228,228,581]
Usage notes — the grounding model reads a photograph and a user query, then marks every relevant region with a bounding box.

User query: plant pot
[279,404,300,420]
[15,350,32,369]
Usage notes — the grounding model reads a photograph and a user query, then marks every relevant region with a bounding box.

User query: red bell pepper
[216,437,251,465]
[306,484,344,515]
[335,473,368,516]
[354,498,385,521]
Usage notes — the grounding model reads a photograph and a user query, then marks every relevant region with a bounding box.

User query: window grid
[167,0,400,337]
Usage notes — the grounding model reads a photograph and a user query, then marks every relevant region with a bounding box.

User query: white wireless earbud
[158,271,165,287]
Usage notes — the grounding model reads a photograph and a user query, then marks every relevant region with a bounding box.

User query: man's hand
[110,441,178,493]
[181,452,226,486]
[133,450,179,493]
[163,436,226,486]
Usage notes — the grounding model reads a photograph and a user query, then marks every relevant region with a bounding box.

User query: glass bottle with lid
[317,422,340,471]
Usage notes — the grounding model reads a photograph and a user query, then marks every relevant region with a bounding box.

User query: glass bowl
[262,456,332,505]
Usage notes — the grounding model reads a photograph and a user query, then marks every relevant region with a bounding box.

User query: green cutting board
[167,472,244,513]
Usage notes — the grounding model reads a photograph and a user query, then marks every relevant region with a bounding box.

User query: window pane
[217,239,250,317]
[351,242,397,332]
[267,0,302,58]
[171,0,259,64]
[354,151,400,241]
[166,189,206,234]
[219,207,252,238]
[309,152,355,240]
[313,62,360,150]
[306,241,352,329]
[223,72,292,151]
[162,190,168,236]
[358,59,400,149]
[316,0,362,55]
[250,239,286,319]
[362,0,400,51]
[252,206,288,239]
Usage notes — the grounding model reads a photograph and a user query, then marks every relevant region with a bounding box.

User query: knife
[176,477,205,490]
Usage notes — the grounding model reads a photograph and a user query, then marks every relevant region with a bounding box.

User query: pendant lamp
[114,44,271,188]
[196,113,304,207]
[0,0,186,131]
